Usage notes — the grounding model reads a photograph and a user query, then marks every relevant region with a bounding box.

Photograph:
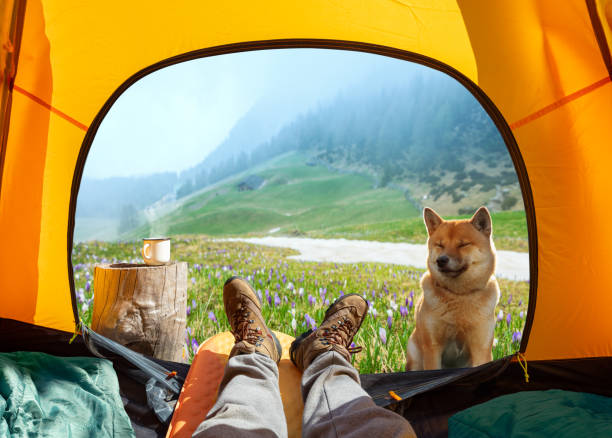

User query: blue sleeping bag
[449,389,612,438]
[0,351,135,437]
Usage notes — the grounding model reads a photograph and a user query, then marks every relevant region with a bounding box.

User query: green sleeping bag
[449,389,612,438]
[0,351,135,438]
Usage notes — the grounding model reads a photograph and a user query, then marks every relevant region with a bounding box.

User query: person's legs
[193,277,287,438]
[192,353,286,438]
[301,351,415,438]
[291,294,416,438]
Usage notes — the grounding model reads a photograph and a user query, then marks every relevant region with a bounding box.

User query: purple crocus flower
[379,327,387,345]
[339,290,344,297]
[191,277,196,285]
[308,295,315,306]
[304,313,317,330]
[274,293,281,307]
[192,299,197,309]
[400,305,409,317]
[497,310,504,321]
[506,313,512,326]
[186,306,191,316]
[410,290,414,299]
[512,331,522,343]
[508,294,513,305]
[191,338,199,353]
[324,298,330,306]
[85,281,91,292]
[519,311,525,319]
[208,311,217,324]
[387,315,393,329]
[291,301,296,308]
[266,289,271,305]
[408,299,414,310]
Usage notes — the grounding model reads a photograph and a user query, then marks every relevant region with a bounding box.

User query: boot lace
[231,299,265,347]
[319,315,362,354]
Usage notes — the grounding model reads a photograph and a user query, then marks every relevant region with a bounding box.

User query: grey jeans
[192,351,416,438]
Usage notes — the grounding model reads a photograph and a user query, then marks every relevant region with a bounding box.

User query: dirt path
[223,236,530,281]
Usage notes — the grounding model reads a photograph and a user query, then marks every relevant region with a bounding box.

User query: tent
[1,0,612,436]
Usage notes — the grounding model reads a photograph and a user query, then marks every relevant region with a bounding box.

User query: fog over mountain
[75,51,518,241]
[173,71,514,202]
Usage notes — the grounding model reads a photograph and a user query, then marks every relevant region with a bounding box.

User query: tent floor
[2,318,611,437]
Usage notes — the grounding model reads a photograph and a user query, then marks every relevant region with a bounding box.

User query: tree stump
[91,262,187,362]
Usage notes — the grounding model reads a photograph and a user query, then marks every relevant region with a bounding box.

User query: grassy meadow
[308,209,528,252]
[73,237,529,374]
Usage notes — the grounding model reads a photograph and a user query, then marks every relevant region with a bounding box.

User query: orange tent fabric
[1,0,612,361]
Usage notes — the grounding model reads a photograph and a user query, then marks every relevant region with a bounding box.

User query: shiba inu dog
[406,206,500,370]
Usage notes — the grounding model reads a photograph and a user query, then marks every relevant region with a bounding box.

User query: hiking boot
[290,294,368,371]
[223,276,282,363]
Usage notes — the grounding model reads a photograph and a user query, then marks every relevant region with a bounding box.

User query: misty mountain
[177,73,516,203]
[75,69,520,241]
[175,92,338,197]
[76,172,177,219]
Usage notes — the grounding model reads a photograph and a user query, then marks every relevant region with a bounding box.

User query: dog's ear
[470,206,492,237]
[423,208,443,236]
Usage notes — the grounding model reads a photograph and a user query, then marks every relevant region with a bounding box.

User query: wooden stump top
[100,262,181,269]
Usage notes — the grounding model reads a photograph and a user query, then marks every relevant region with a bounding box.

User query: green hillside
[134,152,528,251]
[142,152,421,237]
[176,77,521,217]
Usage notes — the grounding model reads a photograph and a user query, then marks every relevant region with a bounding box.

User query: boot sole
[290,293,368,367]
[224,275,283,361]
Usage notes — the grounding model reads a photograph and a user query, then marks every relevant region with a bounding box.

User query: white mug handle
[142,243,152,261]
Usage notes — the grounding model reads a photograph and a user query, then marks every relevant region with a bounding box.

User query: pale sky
[84,49,426,179]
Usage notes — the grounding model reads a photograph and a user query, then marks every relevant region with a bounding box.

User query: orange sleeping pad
[166,331,304,437]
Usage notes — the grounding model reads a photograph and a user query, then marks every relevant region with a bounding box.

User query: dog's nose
[436,255,449,267]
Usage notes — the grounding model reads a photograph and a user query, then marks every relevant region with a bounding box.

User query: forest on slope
[176,74,519,214]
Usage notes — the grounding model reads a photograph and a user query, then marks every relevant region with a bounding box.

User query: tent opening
[71,47,530,373]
